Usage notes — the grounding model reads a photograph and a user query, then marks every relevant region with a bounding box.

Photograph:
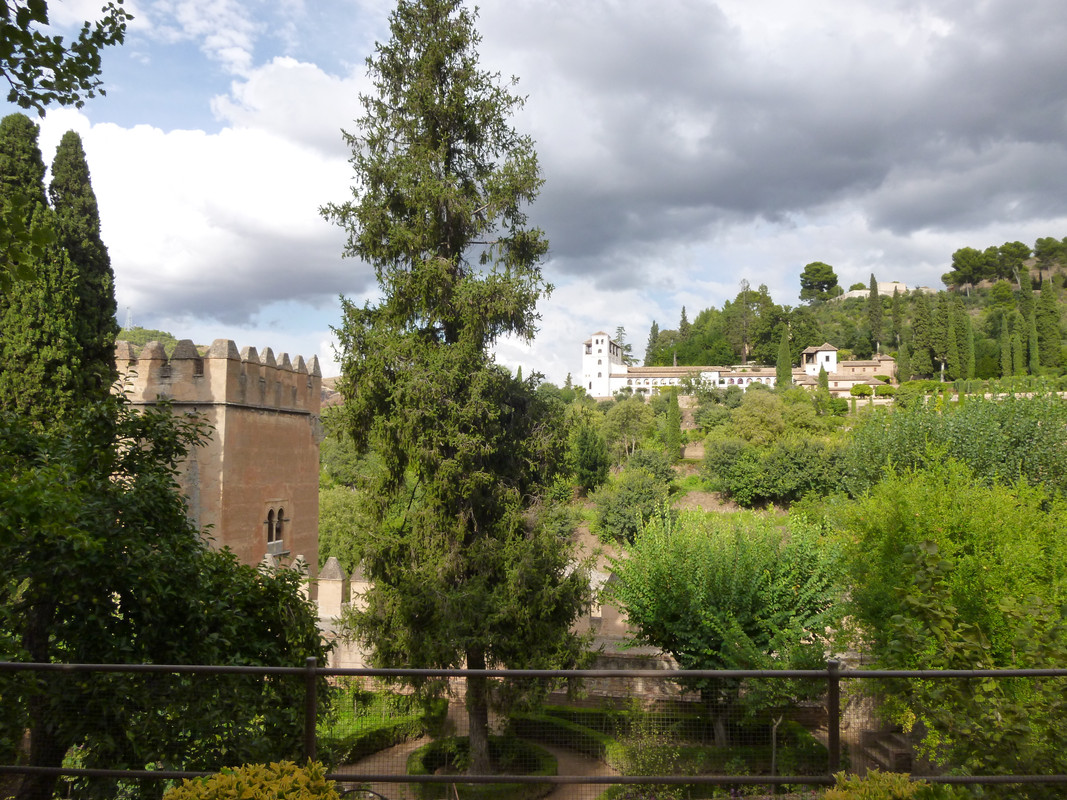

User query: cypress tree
[952,297,972,381]
[776,324,792,388]
[644,320,659,365]
[1037,280,1061,369]
[867,273,882,352]
[910,292,935,377]
[814,365,830,415]
[891,287,903,347]
[999,324,1011,378]
[665,388,682,462]
[1028,314,1040,375]
[945,309,961,381]
[931,293,951,378]
[896,340,911,383]
[0,114,81,426]
[49,131,119,401]
[1017,267,1035,324]
[1011,311,1026,376]
[965,315,976,380]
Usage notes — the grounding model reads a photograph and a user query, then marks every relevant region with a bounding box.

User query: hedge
[407,736,556,800]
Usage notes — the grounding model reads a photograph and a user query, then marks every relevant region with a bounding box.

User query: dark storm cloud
[479,0,1067,282]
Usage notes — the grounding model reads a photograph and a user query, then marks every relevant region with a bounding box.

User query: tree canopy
[608,511,843,745]
[0,1,130,291]
[799,261,840,303]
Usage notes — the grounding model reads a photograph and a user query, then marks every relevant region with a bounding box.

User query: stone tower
[114,338,322,581]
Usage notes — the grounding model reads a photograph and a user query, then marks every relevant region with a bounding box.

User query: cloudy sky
[21,0,1067,382]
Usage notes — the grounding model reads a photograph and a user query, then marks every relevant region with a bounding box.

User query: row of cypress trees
[0,112,117,427]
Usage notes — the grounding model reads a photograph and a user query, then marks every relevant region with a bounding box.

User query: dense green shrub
[828,397,849,415]
[703,435,844,507]
[572,423,610,493]
[627,448,676,484]
[822,769,963,799]
[407,736,555,800]
[162,761,339,800]
[835,462,1067,795]
[592,468,672,542]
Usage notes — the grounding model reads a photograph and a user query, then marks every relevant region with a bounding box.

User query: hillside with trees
[643,239,1067,382]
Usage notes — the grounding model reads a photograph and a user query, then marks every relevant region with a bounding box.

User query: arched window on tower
[265,504,290,556]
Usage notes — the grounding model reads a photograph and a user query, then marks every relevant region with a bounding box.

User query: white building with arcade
[581,331,894,399]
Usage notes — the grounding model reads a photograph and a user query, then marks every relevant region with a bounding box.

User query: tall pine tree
[322,0,589,774]
[49,131,118,401]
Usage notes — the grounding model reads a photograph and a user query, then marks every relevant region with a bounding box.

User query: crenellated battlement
[115,338,322,415]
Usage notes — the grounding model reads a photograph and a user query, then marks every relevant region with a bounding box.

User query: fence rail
[3,660,1067,799]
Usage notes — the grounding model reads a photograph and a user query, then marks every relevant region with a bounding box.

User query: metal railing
[3,660,1067,798]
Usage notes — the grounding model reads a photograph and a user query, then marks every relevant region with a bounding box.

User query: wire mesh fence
[3,661,1067,800]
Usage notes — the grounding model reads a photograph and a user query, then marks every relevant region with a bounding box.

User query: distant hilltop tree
[116,326,181,352]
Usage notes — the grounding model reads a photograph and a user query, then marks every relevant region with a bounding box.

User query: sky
[19,0,1067,383]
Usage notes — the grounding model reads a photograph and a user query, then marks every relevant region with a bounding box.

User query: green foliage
[322,0,589,774]
[606,703,683,800]
[799,261,839,303]
[837,461,1067,793]
[607,511,843,744]
[839,460,1067,664]
[407,737,555,800]
[776,323,793,387]
[842,392,1067,497]
[0,113,79,424]
[626,447,676,484]
[0,397,330,799]
[703,434,845,507]
[115,326,180,351]
[571,422,610,493]
[867,274,882,350]
[850,384,872,397]
[0,2,129,290]
[664,388,682,460]
[162,762,340,800]
[603,394,655,459]
[822,770,960,800]
[592,469,672,543]
[48,130,118,400]
[318,687,447,766]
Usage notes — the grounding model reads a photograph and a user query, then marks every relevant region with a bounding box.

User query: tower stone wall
[114,338,322,582]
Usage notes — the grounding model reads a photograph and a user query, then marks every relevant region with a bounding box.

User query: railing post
[827,659,841,775]
[304,656,318,762]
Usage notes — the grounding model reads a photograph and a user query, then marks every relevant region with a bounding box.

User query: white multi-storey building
[581,331,894,399]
